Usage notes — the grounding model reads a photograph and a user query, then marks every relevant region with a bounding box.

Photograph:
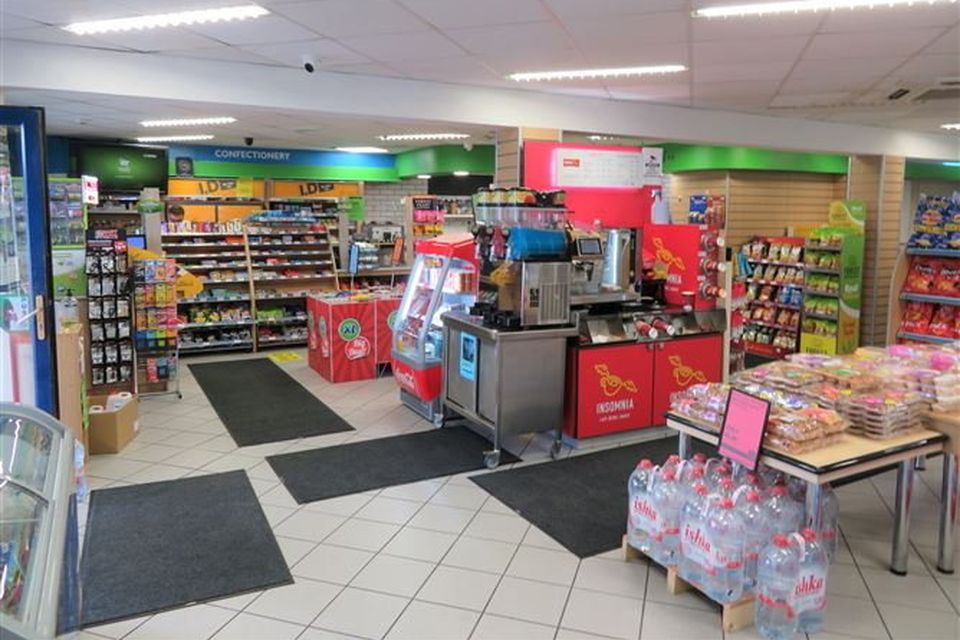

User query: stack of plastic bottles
[626,454,835,638]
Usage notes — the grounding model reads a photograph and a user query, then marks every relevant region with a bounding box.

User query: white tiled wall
[364,179,427,223]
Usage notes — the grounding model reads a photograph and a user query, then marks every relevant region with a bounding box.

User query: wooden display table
[924,411,960,574]
[666,412,947,576]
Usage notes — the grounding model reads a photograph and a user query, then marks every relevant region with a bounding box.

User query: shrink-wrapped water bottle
[793,529,828,633]
[765,485,803,535]
[627,459,658,553]
[650,469,684,566]
[734,488,773,594]
[703,497,746,603]
[755,535,800,640]
[818,484,840,562]
[678,482,711,585]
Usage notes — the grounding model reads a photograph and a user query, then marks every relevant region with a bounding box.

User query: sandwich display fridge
[392,234,478,423]
[0,404,80,640]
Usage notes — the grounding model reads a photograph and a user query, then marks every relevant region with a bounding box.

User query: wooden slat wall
[495,127,520,187]
[854,156,905,346]
[667,170,846,247]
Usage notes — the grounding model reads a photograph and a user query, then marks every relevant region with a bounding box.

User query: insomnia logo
[669,355,707,387]
[652,237,685,271]
[338,318,361,341]
[594,363,638,397]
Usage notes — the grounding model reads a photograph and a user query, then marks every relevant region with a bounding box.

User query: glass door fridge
[392,234,477,423]
[0,404,80,640]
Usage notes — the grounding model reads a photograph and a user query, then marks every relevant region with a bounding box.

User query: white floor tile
[846,537,925,573]
[821,593,890,639]
[349,554,434,597]
[406,504,476,535]
[123,462,191,484]
[260,484,301,509]
[486,576,570,626]
[470,614,554,640]
[877,602,960,639]
[167,447,225,469]
[293,544,374,584]
[505,545,579,586]
[429,484,489,510]
[119,443,184,464]
[379,479,445,503]
[246,579,341,625]
[353,496,422,525]
[324,518,400,552]
[210,590,262,612]
[381,527,458,563]
[561,588,643,640]
[303,494,374,517]
[644,569,714,612]
[462,511,530,544]
[860,567,955,612]
[85,456,151,480]
[274,510,346,542]
[260,505,297,528]
[126,604,234,640]
[521,526,567,552]
[555,628,620,640]
[297,628,367,640]
[443,536,518,574]
[210,611,304,639]
[275,536,316,567]
[311,588,408,640]
[575,556,648,599]
[385,600,478,640]
[639,601,722,640]
[825,562,871,600]
[83,616,151,639]
[416,565,500,611]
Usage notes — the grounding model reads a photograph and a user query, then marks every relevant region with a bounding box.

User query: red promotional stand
[308,294,402,383]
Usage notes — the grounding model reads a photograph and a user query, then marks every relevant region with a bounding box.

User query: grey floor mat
[79,471,292,628]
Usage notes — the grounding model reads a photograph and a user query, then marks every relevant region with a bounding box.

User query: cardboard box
[56,325,87,459]
[87,394,139,454]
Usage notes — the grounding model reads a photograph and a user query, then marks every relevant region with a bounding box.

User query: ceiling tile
[398,0,550,29]
[324,62,406,78]
[790,56,906,80]
[692,13,822,41]
[693,79,781,99]
[693,60,794,83]
[779,75,884,96]
[692,36,809,65]
[579,42,688,68]
[481,48,586,76]
[448,21,576,57]
[0,13,43,32]
[926,26,960,54]
[820,3,960,33]
[0,0,129,23]
[803,28,944,60]
[608,82,690,101]
[544,0,688,18]
[770,93,856,108]
[389,55,503,84]
[0,25,132,50]
[891,54,960,81]
[245,38,370,67]
[157,46,278,66]
[272,0,427,38]
[187,15,320,45]
[340,29,464,62]
[565,11,688,49]
[93,27,220,51]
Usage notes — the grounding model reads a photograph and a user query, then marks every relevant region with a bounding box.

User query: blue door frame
[0,106,58,414]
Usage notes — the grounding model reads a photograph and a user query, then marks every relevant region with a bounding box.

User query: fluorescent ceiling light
[336,146,389,154]
[588,135,616,141]
[508,65,686,82]
[136,134,215,143]
[64,5,268,35]
[942,123,960,131]
[944,161,960,167]
[693,0,957,19]
[417,174,432,180]
[378,133,470,141]
[453,170,470,177]
[141,117,237,128]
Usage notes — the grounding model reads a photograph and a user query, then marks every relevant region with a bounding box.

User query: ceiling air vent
[888,88,910,100]
[914,87,960,102]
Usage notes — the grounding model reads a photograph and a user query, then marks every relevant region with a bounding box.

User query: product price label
[794,568,827,612]
[631,497,658,536]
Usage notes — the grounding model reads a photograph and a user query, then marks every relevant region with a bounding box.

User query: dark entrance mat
[190,358,354,446]
[471,436,714,558]
[80,471,292,628]
[268,427,521,504]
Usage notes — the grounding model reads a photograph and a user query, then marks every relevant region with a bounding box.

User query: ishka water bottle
[765,485,803,535]
[755,535,800,640]
[703,497,746,604]
[735,489,773,594]
[793,529,829,633]
[627,459,658,554]
[679,482,711,585]
[650,469,684,566]
[818,484,840,562]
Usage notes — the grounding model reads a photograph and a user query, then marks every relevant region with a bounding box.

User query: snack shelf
[804,311,839,321]
[900,293,960,306]
[166,252,246,259]
[179,296,251,305]
[180,262,248,270]
[256,316,307,325]
[248,241,330,247]
[162,242,241,249]
[179,339,253,352]
[806,243,843,252]
[245,231,328,237]
[896,332,956,345]
[746,258,805,268]
[162,232,244,237]
[251,261,333,268]
[257,335,307,345]
[806,289,839,298]
[198,278,249,284]
[253,274,337,281]
[180,320,253,329]
[745,278,804,288]
[806,267,841,275]
[249,250,328,257]
[906,248,960,258]
[746,319,799,332]
[746,300,802,311]
[257,293,308,300]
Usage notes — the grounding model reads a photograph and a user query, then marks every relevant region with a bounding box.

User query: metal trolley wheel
[483,450,500,469]
[549,440,563,460]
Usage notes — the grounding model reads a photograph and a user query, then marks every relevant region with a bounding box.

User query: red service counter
[308,295,401,383]
[564,330,723,440]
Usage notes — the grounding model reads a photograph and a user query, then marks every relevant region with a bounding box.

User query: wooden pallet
[622,535,755,633]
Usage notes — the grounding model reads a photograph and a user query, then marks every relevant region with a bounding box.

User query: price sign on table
[719,389,771,470]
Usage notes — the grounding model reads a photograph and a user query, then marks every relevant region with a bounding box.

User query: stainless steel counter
[441,312,578,467]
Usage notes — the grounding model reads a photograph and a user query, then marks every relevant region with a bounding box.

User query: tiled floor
[72,351,960,640]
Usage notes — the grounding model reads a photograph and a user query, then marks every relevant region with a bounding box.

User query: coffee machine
[569,228,639,305]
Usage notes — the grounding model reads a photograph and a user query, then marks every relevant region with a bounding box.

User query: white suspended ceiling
[1,0,959,158]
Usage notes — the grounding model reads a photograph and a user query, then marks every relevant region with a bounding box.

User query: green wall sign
[395,144,495,178]
[662,143,848,175]
[905,161,960,182]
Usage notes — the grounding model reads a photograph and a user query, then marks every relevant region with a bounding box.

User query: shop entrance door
[0,106,57,413]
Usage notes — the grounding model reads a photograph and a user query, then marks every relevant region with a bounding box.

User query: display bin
[308,297,377,383]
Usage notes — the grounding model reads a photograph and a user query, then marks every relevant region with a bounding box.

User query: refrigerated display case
[0,403,80,640]
[392,234,477,423]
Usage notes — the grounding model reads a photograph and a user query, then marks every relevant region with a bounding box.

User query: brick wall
[363,178,427,223]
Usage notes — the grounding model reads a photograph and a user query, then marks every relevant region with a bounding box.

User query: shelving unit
[888,245,959,345]
[132,258,180,397]
[740,236,806,359]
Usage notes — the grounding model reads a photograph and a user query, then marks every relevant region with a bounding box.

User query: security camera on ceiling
[302,54,319,74]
